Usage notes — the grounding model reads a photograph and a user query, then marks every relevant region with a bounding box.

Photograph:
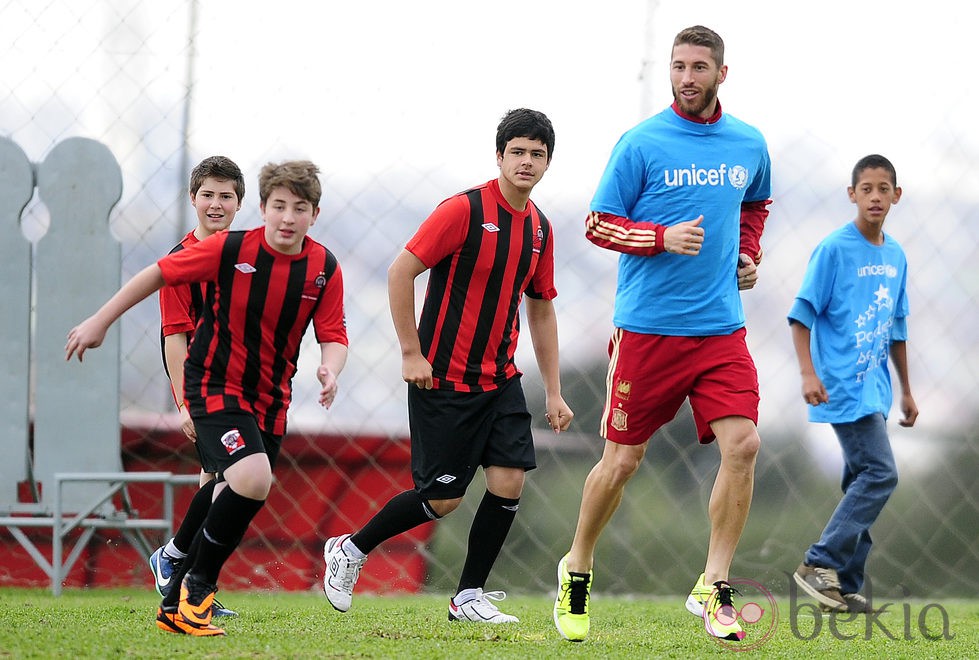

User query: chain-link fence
[3,0,977,598]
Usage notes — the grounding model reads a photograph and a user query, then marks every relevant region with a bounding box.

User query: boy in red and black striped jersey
[150,156,245,618]
[67,160,348,636]
[323,109,573,624]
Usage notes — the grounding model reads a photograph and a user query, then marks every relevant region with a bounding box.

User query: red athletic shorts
[600,327,759,445]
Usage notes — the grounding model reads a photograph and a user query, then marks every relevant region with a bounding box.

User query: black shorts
[192,410,282,478]
[407,375,536,499]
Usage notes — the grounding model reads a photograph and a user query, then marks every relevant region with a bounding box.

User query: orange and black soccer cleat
[156,605,183,634]
[156,605,226,637]
[177,573,219,630]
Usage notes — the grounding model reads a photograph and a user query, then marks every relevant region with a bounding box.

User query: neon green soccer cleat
[553,554,592,642]
[703,580,746,641]
[685,572,712,617]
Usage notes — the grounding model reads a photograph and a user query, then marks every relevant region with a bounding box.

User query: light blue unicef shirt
[788,221,910,423]
[591,106,771,335]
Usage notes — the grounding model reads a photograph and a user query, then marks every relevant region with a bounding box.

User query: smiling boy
[151,156,245,619]
[66,160,348,636]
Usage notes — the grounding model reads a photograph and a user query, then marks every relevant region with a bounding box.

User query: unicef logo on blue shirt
[662,163,751,189]
[728,165,749,189]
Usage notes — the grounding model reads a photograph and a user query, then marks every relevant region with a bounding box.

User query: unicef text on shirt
[856,263,899,278]
[662,163,750,189]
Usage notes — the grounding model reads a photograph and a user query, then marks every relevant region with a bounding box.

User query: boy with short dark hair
[322,108,573,624]
[66,160,348,636]
[150,155,245,618]
[789,154,918,614]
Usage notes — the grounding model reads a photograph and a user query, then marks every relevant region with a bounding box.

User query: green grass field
[1,587,976,658]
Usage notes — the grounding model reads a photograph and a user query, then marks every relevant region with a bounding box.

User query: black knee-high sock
[350,490,439,554]
[188,487,265,585]
[172,478,216,554]
[457,491,519,593]
[162,527,202,608]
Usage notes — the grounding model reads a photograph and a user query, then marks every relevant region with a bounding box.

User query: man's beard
[673,84,718,117]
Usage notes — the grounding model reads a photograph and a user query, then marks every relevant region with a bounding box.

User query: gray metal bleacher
[0,136,195,595]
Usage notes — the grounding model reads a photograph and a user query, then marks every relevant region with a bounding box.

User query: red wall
[0,428,432,593]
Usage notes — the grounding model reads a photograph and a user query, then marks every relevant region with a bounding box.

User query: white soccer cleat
[448,589,519,624]
[323,534,366,612]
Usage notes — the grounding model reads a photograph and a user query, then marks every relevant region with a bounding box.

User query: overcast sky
[182,0,974,203]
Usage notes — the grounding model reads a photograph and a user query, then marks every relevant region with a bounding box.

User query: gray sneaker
[793,563,847,611]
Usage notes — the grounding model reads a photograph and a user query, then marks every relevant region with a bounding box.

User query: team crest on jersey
[532,227,543,254]
[315,272,327,288]
[235,263,257,274]
[220,428,246,455]
[481,222,500,233]
[615,379,632,400]
[611,407,628,432]
[728,165,749,189]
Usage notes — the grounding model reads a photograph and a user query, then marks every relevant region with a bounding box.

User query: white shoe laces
[330,544,365,592]
[474,589,507,611]
[457,589,517,622]
[813,567,842,590]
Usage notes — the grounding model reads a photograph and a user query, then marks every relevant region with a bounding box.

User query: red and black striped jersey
[407,178,557,392]
[159,231,212,386]
[157,228,347,435]
[160,231,207,339]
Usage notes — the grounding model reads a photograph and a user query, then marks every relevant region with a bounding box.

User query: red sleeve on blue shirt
[585,211,668,256]
[739,199,771,262]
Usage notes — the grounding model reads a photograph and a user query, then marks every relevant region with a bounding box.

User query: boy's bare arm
[889,340,918,427]
[790,320,828,406]
[388,249,432,390]
[317,341,348,409]
[524,297,573,432]
[66,264,167,361]
[163,332,196,439]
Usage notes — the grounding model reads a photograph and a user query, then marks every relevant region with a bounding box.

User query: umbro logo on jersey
[481,223,500,233]
[235,263,257,273]
[435,474,457,484]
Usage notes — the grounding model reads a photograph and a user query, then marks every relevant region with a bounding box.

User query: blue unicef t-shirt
[788,222,910,423]
[591,107,772,335]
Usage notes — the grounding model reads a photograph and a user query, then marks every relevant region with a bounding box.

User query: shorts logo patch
[220,428,245,455]
[615,379,632,400]
[435,474,457,484]
[611,408,628,432]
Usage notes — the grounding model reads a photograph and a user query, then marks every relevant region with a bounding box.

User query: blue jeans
[804,413,898,595]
